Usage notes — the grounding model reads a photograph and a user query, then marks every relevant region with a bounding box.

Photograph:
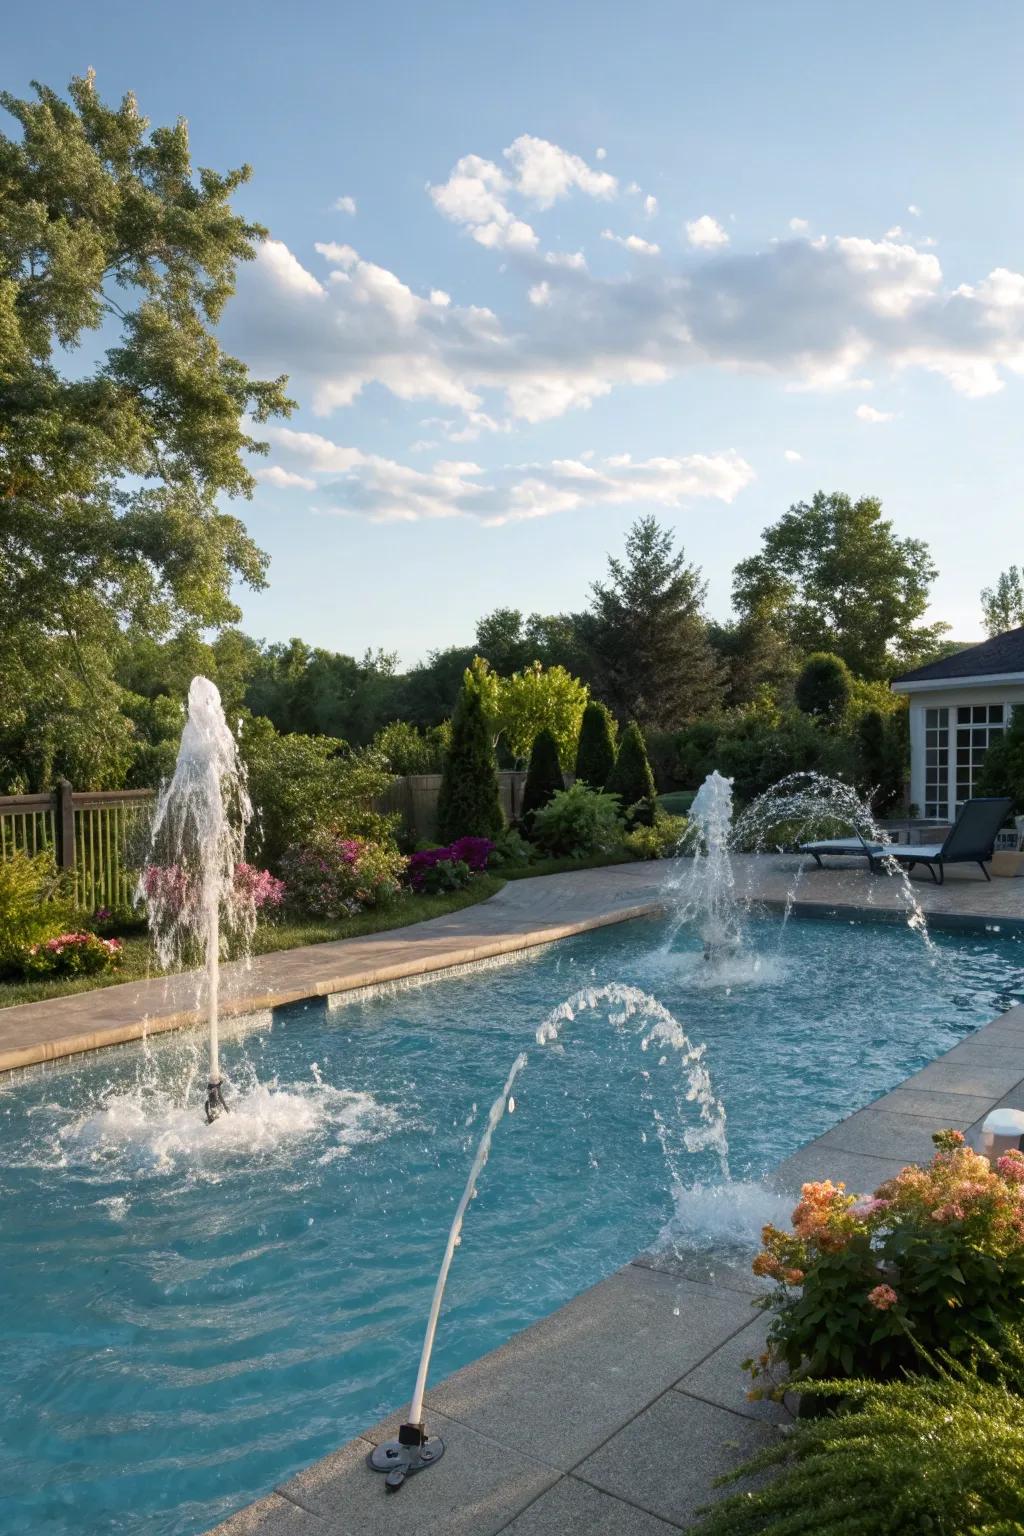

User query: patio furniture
[798,830,885,868]
[869,797,1013,884]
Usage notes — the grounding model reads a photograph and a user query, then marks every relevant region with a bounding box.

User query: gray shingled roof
[894,626,1024,683]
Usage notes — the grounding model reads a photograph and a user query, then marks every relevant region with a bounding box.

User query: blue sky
[6,0,1023,663]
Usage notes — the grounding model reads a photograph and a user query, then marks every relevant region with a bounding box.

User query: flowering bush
[406,837,494,893]
[141,862,285,915]
[749,1129,1024,1390]
[622,811,687,860]
[21,931,123,978]
[279,835,406,917]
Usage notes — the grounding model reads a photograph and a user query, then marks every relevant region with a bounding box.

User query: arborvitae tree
[794,652,852,727]
[856,709,907,815]
[436,678,504,842]
[606,721,657,825]
[520,728,564,826]
[574,700,617,787]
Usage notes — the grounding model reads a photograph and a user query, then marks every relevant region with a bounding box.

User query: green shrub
[278,835,406,917]
[693,1332,1024,1536]
[241,715,397,867]
[521,727,564,826]
[623,812,687,860]
[657,790,696,816]
[717,711,856,805]
[413,858,471,895]
[436,675,504,842]
[0,850,73,973]
[668,720,722,789]
[530,783,624,859]
[794,651,853,726]
[750,1130,1024,1389]
[372,719,451,775]
[574,701,617,787]
[856,708,907,815]
[21,930,123,978]
[605,721,657,825]
[489,827,533,868]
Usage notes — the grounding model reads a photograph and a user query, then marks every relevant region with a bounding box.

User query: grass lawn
[0,875,506,1009]
[497,850,637,880]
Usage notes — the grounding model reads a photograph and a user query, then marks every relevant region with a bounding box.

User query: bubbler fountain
[139,677,255,1123]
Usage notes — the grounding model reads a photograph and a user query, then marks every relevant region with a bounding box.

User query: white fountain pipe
[408,1052,528,1426]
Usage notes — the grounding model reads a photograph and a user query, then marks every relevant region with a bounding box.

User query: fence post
[56,779,75,872]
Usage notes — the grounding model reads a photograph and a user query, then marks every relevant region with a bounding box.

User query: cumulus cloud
[908,204,922,217]
[686,215,729,248]
[789,217,810,232]
[225,224,1024,429]
[256,464,317,490]
[855,403,895,422]
[601,229,661,255]
[784,448,802,461]
[595,146,607,160]
[644,194,658,217]
[333,195,357,215]
[260,428,754,525]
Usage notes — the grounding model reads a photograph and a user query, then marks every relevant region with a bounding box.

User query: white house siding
[901,682,1024,819]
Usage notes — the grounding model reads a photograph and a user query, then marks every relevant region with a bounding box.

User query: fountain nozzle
[367,1421,446,1491]
[204,1080,229,1123]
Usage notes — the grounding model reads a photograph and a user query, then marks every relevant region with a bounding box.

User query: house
[892,627,1024,821]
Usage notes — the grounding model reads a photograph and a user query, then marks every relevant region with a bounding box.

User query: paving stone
[577,1389,779,1528]
[771,1142,908,1196]
[208,1492,316,1534]
[815,1106,966,1162]
[500,1476,682,1535]
[422,1266,754,1471]
[631,1247,767,1296]
[674,1313,789,1425]
[901,1060,1024,1099]
[869,1086,996,1122]
[277,1417,557,1536]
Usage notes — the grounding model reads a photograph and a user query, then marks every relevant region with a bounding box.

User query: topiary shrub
[794,652,852,727]
[856,708,907,815]
[605,721,657,825]
[521,727,564,827]
[574,701,617,788]
[530,783,624,859]
[436,678,504,842]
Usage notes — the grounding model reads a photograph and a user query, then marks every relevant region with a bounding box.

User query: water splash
[139,677,254,1117]
[662,770,747,966]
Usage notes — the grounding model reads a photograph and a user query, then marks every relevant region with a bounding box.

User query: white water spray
[663,770,746,965]
[139,677,255,1120]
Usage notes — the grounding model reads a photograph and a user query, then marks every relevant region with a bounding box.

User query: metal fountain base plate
[367,1434,446,1491]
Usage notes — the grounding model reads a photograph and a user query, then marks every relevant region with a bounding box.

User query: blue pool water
[1,912,1022,1535]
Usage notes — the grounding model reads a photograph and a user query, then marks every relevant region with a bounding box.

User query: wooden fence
[0,783,156,912]
[375,771,529,843]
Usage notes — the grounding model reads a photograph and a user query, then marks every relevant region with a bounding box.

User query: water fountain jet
[139,677,255,1121]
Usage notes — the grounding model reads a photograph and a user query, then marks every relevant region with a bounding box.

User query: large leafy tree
[578,516,724,731]
[981,567,1024,638]
[0,73,292,786]
[732,492,945,680]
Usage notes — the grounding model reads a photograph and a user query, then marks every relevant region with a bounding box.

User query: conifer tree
[574,701,617,787]
[436,675,504,842]
[520,728,564,826]
[606,722,657,825]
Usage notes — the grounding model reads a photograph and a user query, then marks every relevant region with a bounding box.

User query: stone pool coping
[201,862,1022,1535]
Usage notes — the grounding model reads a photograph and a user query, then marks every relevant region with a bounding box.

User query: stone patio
[2,855,1022,1533]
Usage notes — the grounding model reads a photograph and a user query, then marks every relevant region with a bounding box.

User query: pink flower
[867,1284,898,1311]
[997,1152,1024,1184]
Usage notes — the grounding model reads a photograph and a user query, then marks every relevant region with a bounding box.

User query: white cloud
[643,194,658,217]
[855,403,895,422]
[528,280,552,306]
[256,464,317,490]
[908,204,922,217]
[595,146,607,161]
[333,195,357,215]
[789,217,810,233]
[430,288,451,307]
[256,239,325,298]
[503,134,617,207]
[601,229,661,255]
[885,224,905,239]
[261,429,754,525]
[226,227,1024,430]
[686,215,729,248]
[783,448,802,461]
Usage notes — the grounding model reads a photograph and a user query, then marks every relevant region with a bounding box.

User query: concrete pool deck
[3,857,1023,1532]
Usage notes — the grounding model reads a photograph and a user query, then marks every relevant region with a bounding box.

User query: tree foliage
[605,721,657,824]
[435,672,504,843]
[981,566,1024,637]
[794,652,852,726]
[977,706,1024,809]
[520,728,564,826]
[733,491,945,679]
[574,700,617,787]
[494,662,588,769]
[578,516,724,730]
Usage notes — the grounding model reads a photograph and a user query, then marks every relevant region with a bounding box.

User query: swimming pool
[1,912,1021,1535]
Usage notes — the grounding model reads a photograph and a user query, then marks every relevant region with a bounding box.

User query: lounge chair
[870,797,1013,885]
[798,830,885,868]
